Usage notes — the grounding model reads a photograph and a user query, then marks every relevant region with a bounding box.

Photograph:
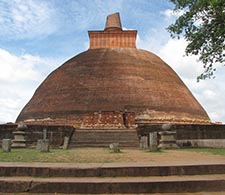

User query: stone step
[70,129,139,148]
[70,143,139,148]
[71,137,138,141]
[70,141,140,147]
[1,174,225,193]
[0,191,222,195]
[1,163,225,177]
[72,131,139,139]
[70,141,139,147]
[73,140,138,144]
[1,192,224,195]
[71,138,139,142]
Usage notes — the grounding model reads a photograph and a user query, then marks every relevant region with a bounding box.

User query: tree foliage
[167,0,225,81]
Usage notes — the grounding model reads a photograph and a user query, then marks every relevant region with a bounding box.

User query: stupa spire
[104,12,122,31]
[88,12,137,49]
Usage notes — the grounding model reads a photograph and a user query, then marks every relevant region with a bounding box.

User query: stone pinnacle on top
[104,12,122,31]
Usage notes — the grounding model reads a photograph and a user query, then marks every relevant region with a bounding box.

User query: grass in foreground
[0,148,139,163]
[0,148,161,163]
[0,148,225,163]
[145,149,164,153]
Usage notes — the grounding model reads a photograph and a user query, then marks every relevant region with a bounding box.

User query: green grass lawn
[0,149,66,163]
[0,148,225,163]
[0,148,135,163]
[0,148,164,163]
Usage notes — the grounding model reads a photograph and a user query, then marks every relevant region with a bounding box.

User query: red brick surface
[89,31,137,49]
[16,13,210,127]
[16,48,210,126]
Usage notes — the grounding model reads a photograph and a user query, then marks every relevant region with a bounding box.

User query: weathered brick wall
[137,124,225,139]
[124,112,136,128]
[82,111,124,128]
[89,31,137,49]
[0,124,75,148]
[21,112,136,129]
[81,111,136,129]
[0,124,16,141]
[175,124,225,139]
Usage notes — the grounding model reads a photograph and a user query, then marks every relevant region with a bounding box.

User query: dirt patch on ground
[48,148,225,165]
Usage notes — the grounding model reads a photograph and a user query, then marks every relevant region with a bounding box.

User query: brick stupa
[16,13,210,128]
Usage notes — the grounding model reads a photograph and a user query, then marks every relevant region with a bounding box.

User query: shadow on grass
[145,149,165,153]
[108,149,123,154]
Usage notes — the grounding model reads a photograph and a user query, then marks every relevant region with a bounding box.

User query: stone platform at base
[0,193,225,195]
[0,162,225,194]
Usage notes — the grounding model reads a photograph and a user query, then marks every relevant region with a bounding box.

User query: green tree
[167,0,225,81]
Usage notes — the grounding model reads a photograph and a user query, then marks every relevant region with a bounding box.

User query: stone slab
[1,164,225,177]
[0,175,225,193]
[63,137,69,150]
[2,139,11,152]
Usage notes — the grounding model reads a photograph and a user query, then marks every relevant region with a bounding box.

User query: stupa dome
[16,13,210,127]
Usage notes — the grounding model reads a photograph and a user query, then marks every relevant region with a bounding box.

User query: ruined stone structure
[16,13,210,129]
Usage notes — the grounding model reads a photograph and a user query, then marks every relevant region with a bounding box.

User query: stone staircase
[69,128,140,148]
[0,163,225,193]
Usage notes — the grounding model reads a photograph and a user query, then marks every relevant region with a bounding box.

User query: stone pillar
[2,139,11,152]
[12,122,27,148]
[149,132,158,150]
[43,128,47,140]
[12,131,26,148]
[63,136,69,150]
[140,136,148,149]
[36,139,43,150]
[36,128,50,152]
[41,139,50,152]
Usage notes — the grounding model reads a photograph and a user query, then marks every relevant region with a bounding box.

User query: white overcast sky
[0,0,224,124]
